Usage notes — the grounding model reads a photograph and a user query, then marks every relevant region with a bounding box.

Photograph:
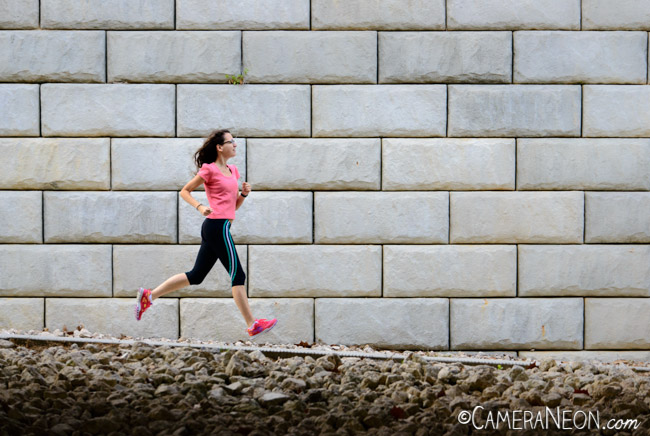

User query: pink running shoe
[247,318,277,337]
[134,287,152,321]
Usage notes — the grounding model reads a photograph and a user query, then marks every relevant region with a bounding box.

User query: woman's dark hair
[193,129,230,171]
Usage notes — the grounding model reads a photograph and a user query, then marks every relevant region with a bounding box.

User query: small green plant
[497,364,503,370]
[226,68,248,85]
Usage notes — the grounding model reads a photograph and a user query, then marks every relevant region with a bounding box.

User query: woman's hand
[241,182,251,196]
[199,205,212,216]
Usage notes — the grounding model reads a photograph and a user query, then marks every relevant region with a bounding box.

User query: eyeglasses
[223,137,237,145]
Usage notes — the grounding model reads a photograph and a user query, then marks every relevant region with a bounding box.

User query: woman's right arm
[180,174,212,216]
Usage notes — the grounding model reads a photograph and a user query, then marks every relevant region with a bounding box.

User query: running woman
[134,129,277,337]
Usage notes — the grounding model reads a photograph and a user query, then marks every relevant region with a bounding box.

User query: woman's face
[218,133,237,158]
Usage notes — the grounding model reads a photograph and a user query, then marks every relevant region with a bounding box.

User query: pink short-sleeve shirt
[197,162,240,219]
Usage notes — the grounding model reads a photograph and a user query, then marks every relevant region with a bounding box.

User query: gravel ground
[1,329,649,435]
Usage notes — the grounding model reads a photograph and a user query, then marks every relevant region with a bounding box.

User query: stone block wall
[1,0,649,358]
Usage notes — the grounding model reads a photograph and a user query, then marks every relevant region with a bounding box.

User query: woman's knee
[185,270,206,286]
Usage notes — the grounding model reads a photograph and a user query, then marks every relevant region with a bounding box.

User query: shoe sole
[134,287,144,321]
[249,319,277,337]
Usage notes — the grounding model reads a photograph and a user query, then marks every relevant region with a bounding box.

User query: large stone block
[583,0,650,30]
[585,192,650,243]
[514,31,647,84]
[313,85,446,137]
[583,86,650,137]
[180,298,313,343]
[0,84,39,136]
[0,31,105,82]
[248,245,381,297]
[315,298,449,349]
[0,138,110,190]
[111,138,246,190]
[0,191,42,243]
[448,85,581,137]
[451,298,583,349]
[247,138,379,190]
[46,298,179,339]
[176,0,309,30]
[113,244,247,298]
[179,192,312,244]
[177,85,310,137]
[450,192,584,243]
[519,245,650,297]
[379,32,511,83]
[0,245,112,296]
[41,0,174,29]
[384,245,516,297]
[0,298,43,331]
[447,0,580,30]
[244,31,376,83]
[517,138,650,190]
[315,192,449,244]
[44,192,177,243]
[41,84,175,137]
[0,0,38,29]
[382,138,514,190]
[585,298,650,349]
[108,31,240,83]
[311,0,445,30]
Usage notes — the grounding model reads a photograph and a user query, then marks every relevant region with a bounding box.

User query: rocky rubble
[0,340,649,436]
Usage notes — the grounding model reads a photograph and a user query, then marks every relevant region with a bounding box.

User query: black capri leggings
[185,218,246,287]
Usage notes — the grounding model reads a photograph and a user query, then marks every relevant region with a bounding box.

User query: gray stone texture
[0,191,42,243]
[108,31,241,83]
[313,85,446,137]
[244,31,376,83]
[248,245,381,297]
[0,84,39,136]
[514,31,647,84]
[113,245,247,298]
[522,350,650,364]
[247,139,380,190]
[177,85,310,137]
[315,298,449,349]
[41,84,175,137]
[41,0,174,29]
[0,245,112,296]
[46,298,179,339]
[519,245,650,297]
[447,0,580,30]
[0,0,39,29]
[448,85,581,137]
[111,138,246,190]
[382,138,515,190]
[379,32,512,83]
[450,192,584,243]
[44,192,177,243]
[585,192,650,243]
[315,192,449,244]
[176,0,309,30]
[517,138,650,190]
[384,245,516,297]
[0,31,105,82]
[312,0,445,30]
[0,138,110,190]
[179,192,312,244]
[585,298,650,348]
[451,298,583,349]
[180,298,313,343]
[0,298,43,330]
[583,0,650,30]
[583,85,650,137]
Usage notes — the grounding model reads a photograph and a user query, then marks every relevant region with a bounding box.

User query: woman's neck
[214,156,228,167]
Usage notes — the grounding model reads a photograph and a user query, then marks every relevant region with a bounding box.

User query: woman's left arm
[235,181,251,211]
